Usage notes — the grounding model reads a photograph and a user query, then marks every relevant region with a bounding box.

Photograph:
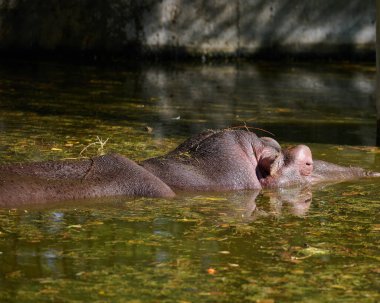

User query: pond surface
[0,60,379,302]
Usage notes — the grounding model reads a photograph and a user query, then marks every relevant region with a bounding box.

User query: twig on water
[228,121,276,137]
[80,136,109,157]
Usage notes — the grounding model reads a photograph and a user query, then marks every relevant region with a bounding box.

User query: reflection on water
[0,61,377,152]
[0,60,379,302]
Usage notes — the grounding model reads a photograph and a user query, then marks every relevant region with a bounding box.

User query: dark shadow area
[0,0,375,61]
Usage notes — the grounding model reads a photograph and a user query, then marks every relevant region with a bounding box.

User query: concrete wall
[0,0,376,59]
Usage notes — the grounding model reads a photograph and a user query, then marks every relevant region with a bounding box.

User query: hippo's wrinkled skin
[0,129,379,206]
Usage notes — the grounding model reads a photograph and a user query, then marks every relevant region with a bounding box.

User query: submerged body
[0,129,378,206]
[0,154,175,206]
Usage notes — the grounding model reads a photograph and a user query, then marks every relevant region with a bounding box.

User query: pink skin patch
[288,145,313,176]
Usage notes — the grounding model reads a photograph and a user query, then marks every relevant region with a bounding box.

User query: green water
[0,60,379,302]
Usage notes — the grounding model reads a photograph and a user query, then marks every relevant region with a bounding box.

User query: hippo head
[257,136,378,188]
[256,137,313,188]
[142,129,379,192]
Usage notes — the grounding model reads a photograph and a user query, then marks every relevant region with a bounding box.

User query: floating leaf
[207,268,216,275]
[67,224,82,229]
[342,191,365,196]
[144,126,153,133]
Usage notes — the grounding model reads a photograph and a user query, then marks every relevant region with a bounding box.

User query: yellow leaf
[67,225,82,229]
[342,191,364,196]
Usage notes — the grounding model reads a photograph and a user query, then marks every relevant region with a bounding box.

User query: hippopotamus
[0,129,378,206]
[141,129,379,190]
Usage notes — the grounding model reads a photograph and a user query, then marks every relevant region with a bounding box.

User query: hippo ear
[269,153,284,176]
[260,137,281,152]
[259,148,284,176]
